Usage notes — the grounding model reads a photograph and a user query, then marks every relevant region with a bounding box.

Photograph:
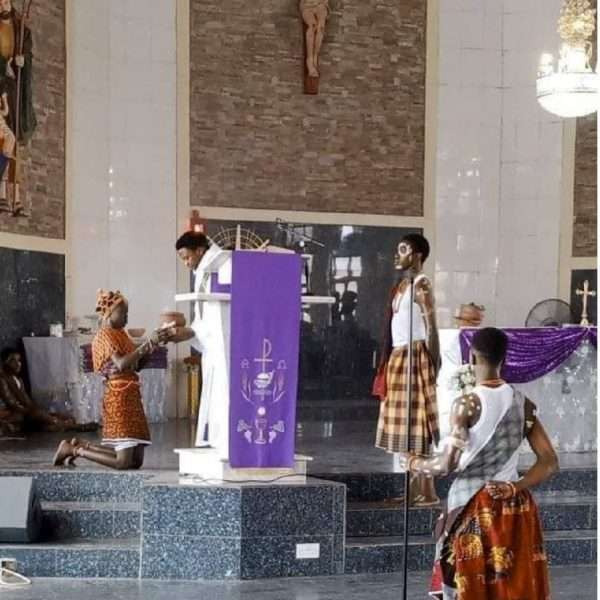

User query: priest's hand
[164,326,195,343]
[150,328,170,346]
[15,55,24,68]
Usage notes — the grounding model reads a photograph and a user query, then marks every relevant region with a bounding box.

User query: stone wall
[572,114,597,258]
[0,1,65,239]
[190,0,427,216]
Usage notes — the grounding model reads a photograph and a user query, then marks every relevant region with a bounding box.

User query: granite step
[41,501,141,540]
[345,529,597,574]
[317,468,597,502]
[0,469,146,502]
[0,537,140,578]
[346,492,597,537]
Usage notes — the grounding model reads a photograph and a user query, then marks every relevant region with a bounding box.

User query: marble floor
[0,419,595,473]
[0,567,595,599]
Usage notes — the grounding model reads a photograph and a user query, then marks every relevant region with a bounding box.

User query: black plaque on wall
[203,219,421,402]
[0,247,65,353]
[570,269,597,326]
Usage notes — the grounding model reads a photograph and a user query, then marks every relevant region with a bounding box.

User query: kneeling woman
[401,327,558,599]
[53,289,168,470]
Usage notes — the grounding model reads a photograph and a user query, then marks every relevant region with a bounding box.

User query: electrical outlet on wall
[296,543,320,559]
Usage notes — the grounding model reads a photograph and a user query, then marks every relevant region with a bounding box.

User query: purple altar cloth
[459,326,597,383]
[229,251,302,468]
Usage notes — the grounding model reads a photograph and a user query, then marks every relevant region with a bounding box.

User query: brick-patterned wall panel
[190,0,427,215]
[573,113,597,257]
[0,2,65,239]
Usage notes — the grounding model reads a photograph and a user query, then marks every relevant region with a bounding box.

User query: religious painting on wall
[203,218,421,405]
[0,0,65,239]
[571,269,597,326]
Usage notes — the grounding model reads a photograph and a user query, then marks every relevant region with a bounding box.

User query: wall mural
[0,0,65,239]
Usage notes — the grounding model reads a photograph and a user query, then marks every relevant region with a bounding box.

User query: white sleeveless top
[458,383,520,482]
[390,274,428,348]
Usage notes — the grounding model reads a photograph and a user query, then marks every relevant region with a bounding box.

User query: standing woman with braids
[52,290,170,469]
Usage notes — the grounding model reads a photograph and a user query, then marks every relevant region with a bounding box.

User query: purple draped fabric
[459,327,597,384]
[229,251,302,468]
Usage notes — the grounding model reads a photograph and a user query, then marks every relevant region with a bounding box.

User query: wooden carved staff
[12,0,33,214]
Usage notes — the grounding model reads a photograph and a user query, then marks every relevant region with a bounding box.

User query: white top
[390,274,428,347]
[458,383,520,482]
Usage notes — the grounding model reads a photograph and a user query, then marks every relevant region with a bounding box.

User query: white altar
[22,336,168,424]
[437,329,597,452]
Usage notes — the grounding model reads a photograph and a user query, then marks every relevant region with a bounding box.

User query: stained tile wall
[435,0,565,327]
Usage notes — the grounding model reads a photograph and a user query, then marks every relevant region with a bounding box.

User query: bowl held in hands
[159,312,186,328]
[127,328,146,338]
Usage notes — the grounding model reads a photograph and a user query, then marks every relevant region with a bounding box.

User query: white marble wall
[68,0,178,412]
[435,0,564,327]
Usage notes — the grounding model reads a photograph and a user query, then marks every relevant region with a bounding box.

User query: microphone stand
[275,218,325,295]
[275,218,326,248]
[401,270,415,600]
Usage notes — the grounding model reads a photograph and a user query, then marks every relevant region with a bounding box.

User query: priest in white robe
[175,232,231,458]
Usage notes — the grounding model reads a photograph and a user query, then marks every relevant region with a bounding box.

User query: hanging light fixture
[537,0,599,118]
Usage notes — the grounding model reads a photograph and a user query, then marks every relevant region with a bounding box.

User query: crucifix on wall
[299,0,329,95]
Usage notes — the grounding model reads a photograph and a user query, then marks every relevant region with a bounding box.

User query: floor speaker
[0,477,42,543]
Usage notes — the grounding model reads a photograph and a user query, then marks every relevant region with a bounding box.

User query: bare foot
[306,59,319,78]
[52,439,75,466]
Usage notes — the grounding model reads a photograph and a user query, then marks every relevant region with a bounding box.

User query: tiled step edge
[346,493,597,537]
[0,537,140,578]
[345,530,597,574]
[315,469,597,502]
[41,501,141,540]
[0,469,146,502]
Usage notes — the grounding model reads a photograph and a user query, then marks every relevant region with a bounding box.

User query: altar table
[437,327,597,452]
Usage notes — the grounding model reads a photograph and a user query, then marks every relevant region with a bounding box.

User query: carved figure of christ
[300,0,329,78]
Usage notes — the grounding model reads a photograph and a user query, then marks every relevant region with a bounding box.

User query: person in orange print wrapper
[52,289,170,469]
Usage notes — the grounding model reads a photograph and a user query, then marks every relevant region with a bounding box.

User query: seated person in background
[0,347,97,434]
[0,397,22,436]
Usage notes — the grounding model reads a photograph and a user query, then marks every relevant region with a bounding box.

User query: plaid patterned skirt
[375,341,439,456]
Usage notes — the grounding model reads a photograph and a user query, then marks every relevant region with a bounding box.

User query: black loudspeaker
[0,477,42,543]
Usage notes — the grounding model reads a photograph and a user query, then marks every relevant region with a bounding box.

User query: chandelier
[536,0,599,118]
